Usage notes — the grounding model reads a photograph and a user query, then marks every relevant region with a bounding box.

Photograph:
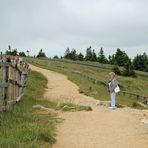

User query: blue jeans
[110,92,116,108]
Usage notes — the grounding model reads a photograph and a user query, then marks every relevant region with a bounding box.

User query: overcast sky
[0,0,148,58]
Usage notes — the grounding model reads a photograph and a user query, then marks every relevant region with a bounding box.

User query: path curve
[29,64,148,148]
[29,64,99,109]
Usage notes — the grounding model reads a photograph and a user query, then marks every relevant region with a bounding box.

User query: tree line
[62,47,148,76]
[5,45,27,57]
[4,45,148,76]
[5,45,46,58]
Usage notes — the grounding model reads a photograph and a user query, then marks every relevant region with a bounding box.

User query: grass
[0,66,93,147]
[0,70,60,148]
[26,58,148,109]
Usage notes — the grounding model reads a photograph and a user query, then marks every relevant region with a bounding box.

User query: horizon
[1,45,148,59]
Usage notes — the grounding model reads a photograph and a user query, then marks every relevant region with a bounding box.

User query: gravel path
[30,64,148,148]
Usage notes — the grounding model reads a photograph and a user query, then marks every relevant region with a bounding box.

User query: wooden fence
[72,71,148,102]
[0,58,29,111]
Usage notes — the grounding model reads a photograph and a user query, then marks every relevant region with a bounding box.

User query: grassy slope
[0,70,60,148]
[27,58,148,109]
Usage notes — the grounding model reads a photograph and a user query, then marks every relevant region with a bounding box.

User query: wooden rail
[72,71,148,102]
[0,58,29,111]
[121,91,148,99]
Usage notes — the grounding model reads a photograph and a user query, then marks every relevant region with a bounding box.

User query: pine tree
[19,52,26,57]
[122,59,136,77]
[6,49,17,56]
[53,55,59,59]
[133,53,148,72]
[112,65,121,75]
[70,49,77,60]
[114,48,129,66]
[78,52,84,61]
[98,48,108,63]
[91,49,97,61]
[108,55,116,64]
[37,49,46,58]
[64,48,70,59]
[85,46,92,61]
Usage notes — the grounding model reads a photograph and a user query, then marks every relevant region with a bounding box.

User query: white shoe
[109,107,116,110]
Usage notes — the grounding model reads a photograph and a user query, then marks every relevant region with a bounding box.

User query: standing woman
[108,72,119,109]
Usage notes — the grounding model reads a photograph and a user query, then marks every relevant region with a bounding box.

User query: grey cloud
[0,0,148,57]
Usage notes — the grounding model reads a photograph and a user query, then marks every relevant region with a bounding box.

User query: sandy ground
[30,64,148,148]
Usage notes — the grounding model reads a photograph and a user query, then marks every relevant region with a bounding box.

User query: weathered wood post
[1,57,9,111]
[19,63,29,96]
[8,65,13,101]
[17,70,21,98]
[12,65,15,101]
[14,64,17,101]
[16,70,19,98]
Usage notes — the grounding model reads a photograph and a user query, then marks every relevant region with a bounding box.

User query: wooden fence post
[19,64,29,96]
[1,58,9,111]
[17,70,21,97]
[16,70,19,98]
[8,65,13,102]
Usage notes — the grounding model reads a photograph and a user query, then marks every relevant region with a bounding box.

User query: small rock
[97,101,111,107]
[137,102,148,108]
[91,91,98,96]
[73,70,81,74]
[32,105,57,113]
[141,119,148,124]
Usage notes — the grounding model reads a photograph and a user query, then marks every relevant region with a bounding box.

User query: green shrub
[112,65,121,75]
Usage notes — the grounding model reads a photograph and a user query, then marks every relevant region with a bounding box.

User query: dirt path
[30,64,148,148]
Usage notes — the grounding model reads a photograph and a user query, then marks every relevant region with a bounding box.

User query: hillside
[27,58,148,109]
